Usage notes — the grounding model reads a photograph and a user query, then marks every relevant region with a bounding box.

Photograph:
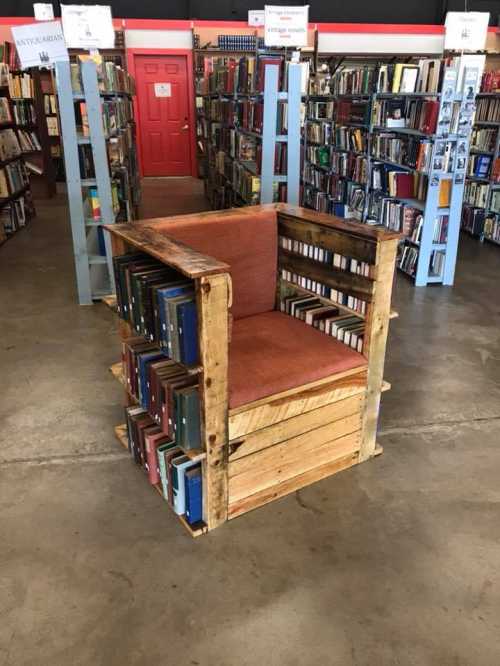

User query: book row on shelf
[114,252,204,526]
[460,66,500,247]
[0,127,41,160]
[70,58,136,96]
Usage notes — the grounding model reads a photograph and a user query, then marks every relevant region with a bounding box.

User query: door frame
[127,48,197,178]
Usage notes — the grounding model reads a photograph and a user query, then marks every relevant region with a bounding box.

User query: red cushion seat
[229,311,367,409]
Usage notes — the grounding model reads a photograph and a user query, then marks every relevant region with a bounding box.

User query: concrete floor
[1,177,499,666]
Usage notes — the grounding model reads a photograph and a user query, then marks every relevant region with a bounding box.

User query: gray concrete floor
[1,178,499,666]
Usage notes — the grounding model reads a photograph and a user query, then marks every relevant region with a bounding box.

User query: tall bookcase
[55,58,140,304]
[302,55,484,287]
[0,64,35,243]
[195,51,304,208]
[461,62,500,247]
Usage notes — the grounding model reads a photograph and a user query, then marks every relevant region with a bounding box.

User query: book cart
[55,58,140,305]
[106,203,400,537]
[302,55,484,286]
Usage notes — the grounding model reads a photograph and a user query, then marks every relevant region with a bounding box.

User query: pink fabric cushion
[161,210,277,320]
[229,311,367,409]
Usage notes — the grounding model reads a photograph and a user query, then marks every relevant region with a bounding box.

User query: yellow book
[439,179,452,208]
[391,64,404,93]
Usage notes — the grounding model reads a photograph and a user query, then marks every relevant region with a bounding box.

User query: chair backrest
[158,209,278,320]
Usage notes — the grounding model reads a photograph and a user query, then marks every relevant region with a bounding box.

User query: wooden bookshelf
[105,204,400,537]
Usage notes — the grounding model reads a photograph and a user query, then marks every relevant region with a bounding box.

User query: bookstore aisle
[1,177,500,665]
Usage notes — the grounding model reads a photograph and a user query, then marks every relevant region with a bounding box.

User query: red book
[420,100,439,135]
[257,57,282,93]
[395,172,414,198]
[145,430,172,485]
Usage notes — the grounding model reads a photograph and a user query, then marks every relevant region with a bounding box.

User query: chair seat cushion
[229,311,367,409]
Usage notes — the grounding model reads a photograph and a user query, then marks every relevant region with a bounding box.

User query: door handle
[181,124,189,131]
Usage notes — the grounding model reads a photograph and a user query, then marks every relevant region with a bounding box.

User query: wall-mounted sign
[11,20,68,69]
[61,4,115,50]
[444,12,489,52]
[264,5,309,47]
[248,10,265,27]
[34,3,55,21]
[154,82,171,97]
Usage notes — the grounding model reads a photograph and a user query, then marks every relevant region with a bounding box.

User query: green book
[157,442,180,499]
[167,295,194,362]
[174,385,201,451]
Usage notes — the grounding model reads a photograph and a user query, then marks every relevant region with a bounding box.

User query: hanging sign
[11,21,68,69]
[264,5,309,47]
[154,82,171,97]
[61,4,115,50]
[248,10,265,27]
[34,3,55,20]
[444,12,489,51]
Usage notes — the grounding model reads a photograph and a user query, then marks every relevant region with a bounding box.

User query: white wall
[125,29,193,49]
[318,32,445,55]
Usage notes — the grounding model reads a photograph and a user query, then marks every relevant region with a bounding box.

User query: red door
[135,55,192,176]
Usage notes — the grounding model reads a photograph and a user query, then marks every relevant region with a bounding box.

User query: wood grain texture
[114,424,128,450]
[229,393,364,462]
[279,249,375,302]
[228,449,360,519]
[275,205,403,241]
[228,424,361,503]
[278,215,377,265]
[229,370,367,440]
[105,224,230,279]
[196,273,230,530]
[360,238,399,462]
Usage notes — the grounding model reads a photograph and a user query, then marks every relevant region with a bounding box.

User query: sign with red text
[264,5,309,47]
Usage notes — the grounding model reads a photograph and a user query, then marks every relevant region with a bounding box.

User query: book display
[302,55,484,286]
[194,47,303,209]
[0,56,35,243]
[461,65,500,247]
[55,57,141,303]
[106,204,400,536]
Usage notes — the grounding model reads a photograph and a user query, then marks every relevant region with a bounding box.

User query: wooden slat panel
[229,430,361,503]
[279,250,374,302]
[278,215,377,265]
[229,370,367,440]
[228,449,360,519]
[360,238,399,462]
[196,273,230,530]
[229,393,364,462]
[105,224,230,278]
[276,205,403,241]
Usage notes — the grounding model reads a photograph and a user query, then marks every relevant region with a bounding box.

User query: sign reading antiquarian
[264,5,309,47]
[11,21,68,69]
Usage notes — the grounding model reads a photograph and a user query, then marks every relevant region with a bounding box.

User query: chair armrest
[105,223,230,279]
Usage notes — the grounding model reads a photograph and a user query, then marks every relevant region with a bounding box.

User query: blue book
[185,465,202,524]
[172,456,199,515]
[157,283,192,352]
[137,351,165,408]
[177,300,199,365]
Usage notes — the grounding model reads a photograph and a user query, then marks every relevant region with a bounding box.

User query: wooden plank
[105,224,229,279]
[276,205,403,241]
[374,444,383,457]
[279,249,374,302]
[229,393,364,462]
[109,362,124,386]
[229,420,361,503]
[228,450,360,519]
[359,238,399,462]
[278,215,377,265]
[153,484,208,537]
[114,424,128,450]
[381,380,391,393]
[229,370,367,440]
[102,294,117,312]
[389,309,399,320]
[196,273,230,531]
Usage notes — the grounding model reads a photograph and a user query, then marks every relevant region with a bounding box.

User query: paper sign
[61,4,115,49]
[264,5,309,47]
[34,3,55,20]
[444,12,489,51]
[11,21,68,69]
[248,10,265,27]
[154,82,171,98]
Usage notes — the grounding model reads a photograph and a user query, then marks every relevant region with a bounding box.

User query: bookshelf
[0,62,35,243]
[302,55,484,286]
[194,48,305,208]
[461,64,500,247]
[55,57,141,304]
[106,204,400,536]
